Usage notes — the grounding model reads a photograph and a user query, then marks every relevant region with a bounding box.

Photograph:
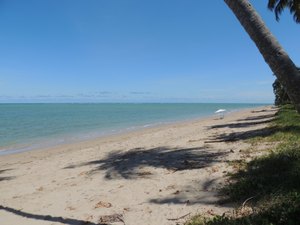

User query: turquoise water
[0,103,267,155]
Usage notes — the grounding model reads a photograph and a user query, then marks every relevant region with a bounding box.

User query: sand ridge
[0,106,276,225]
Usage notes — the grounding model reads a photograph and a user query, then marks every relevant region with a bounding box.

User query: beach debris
[242,195,257,208]
[98,213,124,224]
[238,206,254,217]
[211,166,219,173]
[65,206,76,211]
[94,201,112,208]
[173,190,180,195]
[136,171,152,178]
[78,171,89,176]
[123,207,130,212]
[167,212,191,221]
[206,209,215,215]
[36,186,44,191]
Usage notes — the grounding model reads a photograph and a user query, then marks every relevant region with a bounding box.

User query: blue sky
[0,0,299,103]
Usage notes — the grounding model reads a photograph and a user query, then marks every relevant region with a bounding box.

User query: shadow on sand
[0,205,106,225]
[0,177,15,182]
[209,119,274,130]
[204,112,279,143]
[148,177,226,206]
[62,109,282,207]
[0,169,15,182]
[64,146,229,180]
[206,124,300,143]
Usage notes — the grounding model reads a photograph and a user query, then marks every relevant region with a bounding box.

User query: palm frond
[268,0,300,23]
[268,0,277,10]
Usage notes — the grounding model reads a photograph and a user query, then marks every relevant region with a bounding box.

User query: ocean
[0,103,267,155]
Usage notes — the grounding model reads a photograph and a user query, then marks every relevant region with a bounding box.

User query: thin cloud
[129,91,151,95]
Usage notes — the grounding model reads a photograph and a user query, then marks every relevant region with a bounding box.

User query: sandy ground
[0,106,277,225]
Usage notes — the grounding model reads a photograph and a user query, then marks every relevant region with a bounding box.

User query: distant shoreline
[0,103,270,156]
[0,104,271,156]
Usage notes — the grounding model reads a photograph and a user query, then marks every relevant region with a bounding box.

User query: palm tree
[268,0,300,23]
[224,0,300,112]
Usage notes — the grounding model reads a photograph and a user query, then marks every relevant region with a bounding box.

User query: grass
[186,105,300,225]
[250,105,300,144]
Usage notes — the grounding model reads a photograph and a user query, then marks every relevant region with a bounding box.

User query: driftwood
[167,212,191,221]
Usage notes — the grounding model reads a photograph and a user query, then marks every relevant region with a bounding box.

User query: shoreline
[0,105,276,225]
[0,105,270,157]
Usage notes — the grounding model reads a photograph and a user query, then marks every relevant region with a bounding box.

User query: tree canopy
[273,79,291,105]
[268,0,300,23]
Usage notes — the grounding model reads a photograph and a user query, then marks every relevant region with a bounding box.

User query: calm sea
[0,103,267,155]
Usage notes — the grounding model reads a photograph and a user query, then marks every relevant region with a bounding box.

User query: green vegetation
[272,69,300,107]
[186,105,300,225]
[273,79,291,106]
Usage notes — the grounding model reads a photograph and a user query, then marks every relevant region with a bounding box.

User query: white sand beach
[0,106,277,225]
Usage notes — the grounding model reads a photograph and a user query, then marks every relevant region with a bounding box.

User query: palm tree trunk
[224,0,300,112]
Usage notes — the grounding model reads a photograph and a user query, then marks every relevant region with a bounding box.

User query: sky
[0,0,299,103]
